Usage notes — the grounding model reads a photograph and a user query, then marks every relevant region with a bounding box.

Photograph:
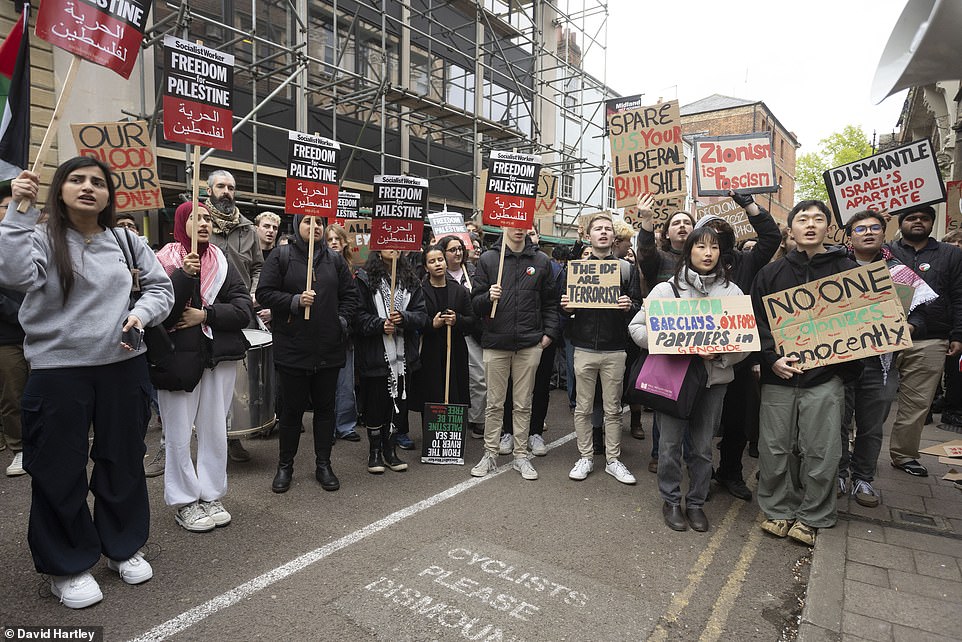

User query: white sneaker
[529,434,547,456]
[470,453,498,478]
[6,451,25,476]
[107,551,153,585]
[568,457,593,481]
[175,501,215,532]
[499,433,513,455]
[50,572,103,609]
[201,499,232,527]
[606,459,637,485]
[512,457,538,480]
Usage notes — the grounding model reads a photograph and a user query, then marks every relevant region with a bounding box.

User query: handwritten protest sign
[946,180,961,233]
[693,133,777,196]
[623,196,687,232]
[285,131,339,218]
[565,260,621,308]
[421,403,466,465]
[608,100,686,206]
[482,151,541,229]
[823,139,946,226]
[370,175,428,251]
[762,261,912,370]
[428,210,473,250]
[695,198,754,242]
[535,169,558,218]
[332,217,371,262]
[162,36,234,151]
[71,120,163,213]
[645,295,759,355]
[36,0,151,79]
[337,191,360,219]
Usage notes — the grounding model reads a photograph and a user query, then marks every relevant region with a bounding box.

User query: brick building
[680,94,799,224]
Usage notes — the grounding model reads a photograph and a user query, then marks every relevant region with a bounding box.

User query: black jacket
[150,263,253,391]
[751,247,862,388]
[471,238,561,351]
[886,238,962,343]
[562,255,641,351]
[727,207,782,294]
[353,268,429,378]
[256,240,359,372]
[0,286,24,346]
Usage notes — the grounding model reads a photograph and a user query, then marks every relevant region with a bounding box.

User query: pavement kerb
[797,519,847,642]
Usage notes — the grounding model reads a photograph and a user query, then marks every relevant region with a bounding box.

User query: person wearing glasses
[115,213,139,234]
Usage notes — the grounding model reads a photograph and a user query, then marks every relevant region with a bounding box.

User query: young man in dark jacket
[751,200,860,546]
[885,205,962,476]
[470,228,560,480]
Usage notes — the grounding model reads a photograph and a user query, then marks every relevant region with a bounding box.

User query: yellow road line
[698,524,765,642]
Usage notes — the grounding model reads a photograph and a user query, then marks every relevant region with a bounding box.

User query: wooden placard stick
[17,54,82,213]
[489,232,507,318]
[444,325,452,404]
[189,144,201,255]
[389,254,398,313]
[304,216,316,319]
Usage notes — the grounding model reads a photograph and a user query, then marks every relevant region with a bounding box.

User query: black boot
[382,431,408,472]
[315,460,340,491]
[367,426,385,474]
[271,423,300,493]
[313,420,339,491]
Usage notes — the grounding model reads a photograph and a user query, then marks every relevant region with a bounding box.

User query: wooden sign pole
[189,145,201,255]
[305,216,316,319]
[489,232,507,318]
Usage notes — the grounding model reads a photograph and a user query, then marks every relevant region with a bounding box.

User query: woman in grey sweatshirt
[0,157,173,609]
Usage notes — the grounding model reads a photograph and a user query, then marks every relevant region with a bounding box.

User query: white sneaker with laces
[499,433,513,455]
[470,453,498,478]
[107,551,153,585]
[512,457,538,480]
[605,459,637,485]
[50,572,103,609]
[529,434,547,456]
[6,451,25,476]
[568,457,593,481]
[175,501,215,532]
[202,499,232,526]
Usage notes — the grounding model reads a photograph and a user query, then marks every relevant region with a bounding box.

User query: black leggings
[359,375,408,433]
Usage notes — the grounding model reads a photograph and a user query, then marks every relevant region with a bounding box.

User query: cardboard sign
[71,120,164,213]
[337,191,360,219]
[370,175,428,251]
[823,139,946,226]
[162,36,234,150]
[762,261,913,370]
[608,100,687,206]
[623,196,687,233]
[285,131,340,218]
[645,295,759,355]
[535,170,558,218]
[565,260,621,308]
[333,217,372,263]
[35,0,150,79]
[427,210,473,251]
[421,403,467,465]
[482,151,541,229]
[946,180,962,233]
[693,133,777,196]
[695,198,755,242]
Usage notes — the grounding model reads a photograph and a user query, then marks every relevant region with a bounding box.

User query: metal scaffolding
[142,0,611,236]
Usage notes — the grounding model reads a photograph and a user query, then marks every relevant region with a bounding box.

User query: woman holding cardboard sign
[628,226,747,533]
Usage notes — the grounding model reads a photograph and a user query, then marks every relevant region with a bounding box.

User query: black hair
[364,251,420,291]
[673,226,731,290]
[437,235,466,267]
[659,211,695,252]
[787,200,831,227]
[421,244,446,267]
[844,210,886,237]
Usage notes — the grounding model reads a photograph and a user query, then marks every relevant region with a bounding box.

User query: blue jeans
[334,348,357,437]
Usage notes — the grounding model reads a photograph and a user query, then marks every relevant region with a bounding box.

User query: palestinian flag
[0,5,30,181]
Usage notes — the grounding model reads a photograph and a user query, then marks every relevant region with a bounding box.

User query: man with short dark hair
[885,205,962,477]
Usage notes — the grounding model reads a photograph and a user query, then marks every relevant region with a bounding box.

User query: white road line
[129,431,577,642]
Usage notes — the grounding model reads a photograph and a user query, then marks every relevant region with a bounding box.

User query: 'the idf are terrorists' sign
[694,198,755,242]
[645,295,759,355]
[71,120,164,213]
[822,139,946,226]
[370,175,428,251]
[337,191,360,219]
[692,133,777,196]
[762,261,912,370]
[608,100,687,206]
[36,0,151,79]
[162,36,234,150]
[565,260,621,309]
[482,151,541,229]
[285,131,340,218]
[421,403,466,465]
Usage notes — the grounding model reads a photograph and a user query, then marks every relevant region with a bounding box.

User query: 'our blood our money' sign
[608,100,687,206]
[482,151,541,229]
[162,36,234,151]
[36,0,151,79]
[370,175,428,252]
[285,131,340,219]
[645,295,759,355]
[694,198,755,242]
[823,139,946,226]
[565,260,621,309]
[692,133,777,196]
[71,120,164,213]
[762,261,912,370]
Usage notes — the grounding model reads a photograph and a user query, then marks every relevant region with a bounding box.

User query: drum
[228,329,276,437]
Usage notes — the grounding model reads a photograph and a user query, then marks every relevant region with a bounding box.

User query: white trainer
[605,459,637,485]
[50,572,103,609]
[107,551,153,585]
[499,433,513,455]
[6,451,25,476]
[529,434,547,456]
[470,453,498,478]
[175,501,215,532]
[202,499,232,527]
[512,457,538,480]
[568,457,594,481]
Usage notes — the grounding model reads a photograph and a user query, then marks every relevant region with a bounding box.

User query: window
[446,63,475,113]
[606,175,616,209]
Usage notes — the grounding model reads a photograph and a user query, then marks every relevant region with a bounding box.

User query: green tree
[795,125,874,203]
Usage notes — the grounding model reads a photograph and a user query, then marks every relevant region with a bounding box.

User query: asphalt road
[0,390,810,641]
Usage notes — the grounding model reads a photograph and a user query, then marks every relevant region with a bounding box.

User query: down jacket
[352,268,429,378]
